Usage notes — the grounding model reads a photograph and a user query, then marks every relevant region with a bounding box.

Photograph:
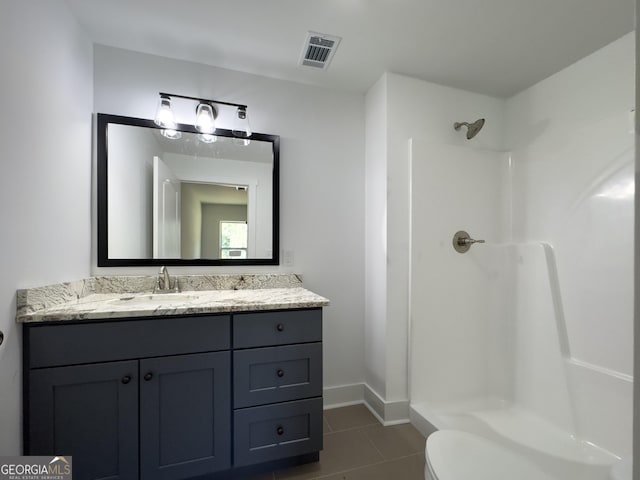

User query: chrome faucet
[155,266,178,293]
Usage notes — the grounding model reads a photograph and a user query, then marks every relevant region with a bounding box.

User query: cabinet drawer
[233,309,322,348]
[234,398,322,467]
[27,315,230,368]
[234,343,322,408]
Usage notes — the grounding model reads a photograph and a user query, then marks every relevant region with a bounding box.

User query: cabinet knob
[277,369,284,378]
[144,372,153,381]
[276,323,285,332]
[121,375,132,385]
[276,426,284,436]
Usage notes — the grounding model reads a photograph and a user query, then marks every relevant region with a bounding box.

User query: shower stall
[407,34,634,480]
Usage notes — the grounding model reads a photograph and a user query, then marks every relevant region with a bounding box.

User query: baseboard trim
[323,383,410,425]
[409,404,439,438]
[363,384,410,426]
[323,384,364,409]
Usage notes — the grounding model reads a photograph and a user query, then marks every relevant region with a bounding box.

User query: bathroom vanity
[18,275,328,480]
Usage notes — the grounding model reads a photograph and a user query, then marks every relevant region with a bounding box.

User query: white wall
[364,75,388,398]
[107,124,157,258]
[506,32,635,455]
[0,1,93,454]
[92,45,366,397]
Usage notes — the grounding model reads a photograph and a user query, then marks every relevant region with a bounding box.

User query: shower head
[454,118,485,140]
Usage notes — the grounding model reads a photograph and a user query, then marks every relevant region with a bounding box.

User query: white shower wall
[409,141,510,405]
[507,32,635,375]
[408,31,634,457]
[364,72,506,417]
[506,32,634,454]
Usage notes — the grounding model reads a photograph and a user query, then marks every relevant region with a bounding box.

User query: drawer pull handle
[276,323,285,332]
[144,372,153,381]
[121,375,132,385]
[276,426,284,436]
[277,369,285,378]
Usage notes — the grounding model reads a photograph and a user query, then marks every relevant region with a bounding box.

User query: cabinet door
[28,361,138,480]
[139,352,231,480]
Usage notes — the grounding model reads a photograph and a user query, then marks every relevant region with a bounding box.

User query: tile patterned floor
[248,404,427,480]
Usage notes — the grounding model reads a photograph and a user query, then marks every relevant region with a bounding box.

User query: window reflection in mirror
[220,221,248,259]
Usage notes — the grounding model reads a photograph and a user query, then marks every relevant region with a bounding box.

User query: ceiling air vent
[299,31,341,70]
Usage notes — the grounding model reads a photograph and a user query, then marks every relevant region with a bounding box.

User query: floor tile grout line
[309,453,426,480]
[311,458,391,479]
[323,416,333,433]
[276,406,425,480]
[274,454,426,480]
[322,421,380,435]
[273,431,383,480]
[361,426,388,462]
[318,453,428,480]
[360,424,427,460]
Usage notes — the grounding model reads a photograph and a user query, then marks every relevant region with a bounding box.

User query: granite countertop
[16,274,329,323]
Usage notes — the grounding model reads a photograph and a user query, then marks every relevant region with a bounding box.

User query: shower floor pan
[410,399,621,480]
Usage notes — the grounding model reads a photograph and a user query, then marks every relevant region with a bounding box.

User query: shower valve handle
[453,231,485,253]
[458,237,485,246]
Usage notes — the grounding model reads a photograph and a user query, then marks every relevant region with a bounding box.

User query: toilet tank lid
[426,430,555,480]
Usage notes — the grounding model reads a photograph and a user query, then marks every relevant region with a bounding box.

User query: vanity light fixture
[154,95,177,129]
[195,103,216,134]
[154,92,252,139]
[233,106,252,138]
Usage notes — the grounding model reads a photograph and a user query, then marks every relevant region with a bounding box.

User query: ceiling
[65,0,634,98]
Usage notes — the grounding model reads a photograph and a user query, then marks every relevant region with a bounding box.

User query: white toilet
[424,430,555,480]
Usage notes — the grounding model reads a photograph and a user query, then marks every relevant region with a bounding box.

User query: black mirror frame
[96,113,280,267]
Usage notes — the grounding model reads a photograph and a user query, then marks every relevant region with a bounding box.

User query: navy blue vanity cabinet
[232,309,323,468]
[24,315,232,480]
[24,308,324,480]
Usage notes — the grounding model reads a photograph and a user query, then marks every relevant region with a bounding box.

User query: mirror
[97,113,279,266]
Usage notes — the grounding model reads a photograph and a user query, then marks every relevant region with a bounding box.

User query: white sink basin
[110,293,201,306]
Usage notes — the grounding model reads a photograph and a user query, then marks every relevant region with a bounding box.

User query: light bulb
[154,96,176,129]
[232,106,252,138]
[195,103,216,134]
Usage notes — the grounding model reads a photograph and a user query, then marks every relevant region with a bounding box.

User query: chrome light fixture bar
[155,92,252,139]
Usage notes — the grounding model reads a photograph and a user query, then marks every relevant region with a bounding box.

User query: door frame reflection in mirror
[96,113,279,266]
